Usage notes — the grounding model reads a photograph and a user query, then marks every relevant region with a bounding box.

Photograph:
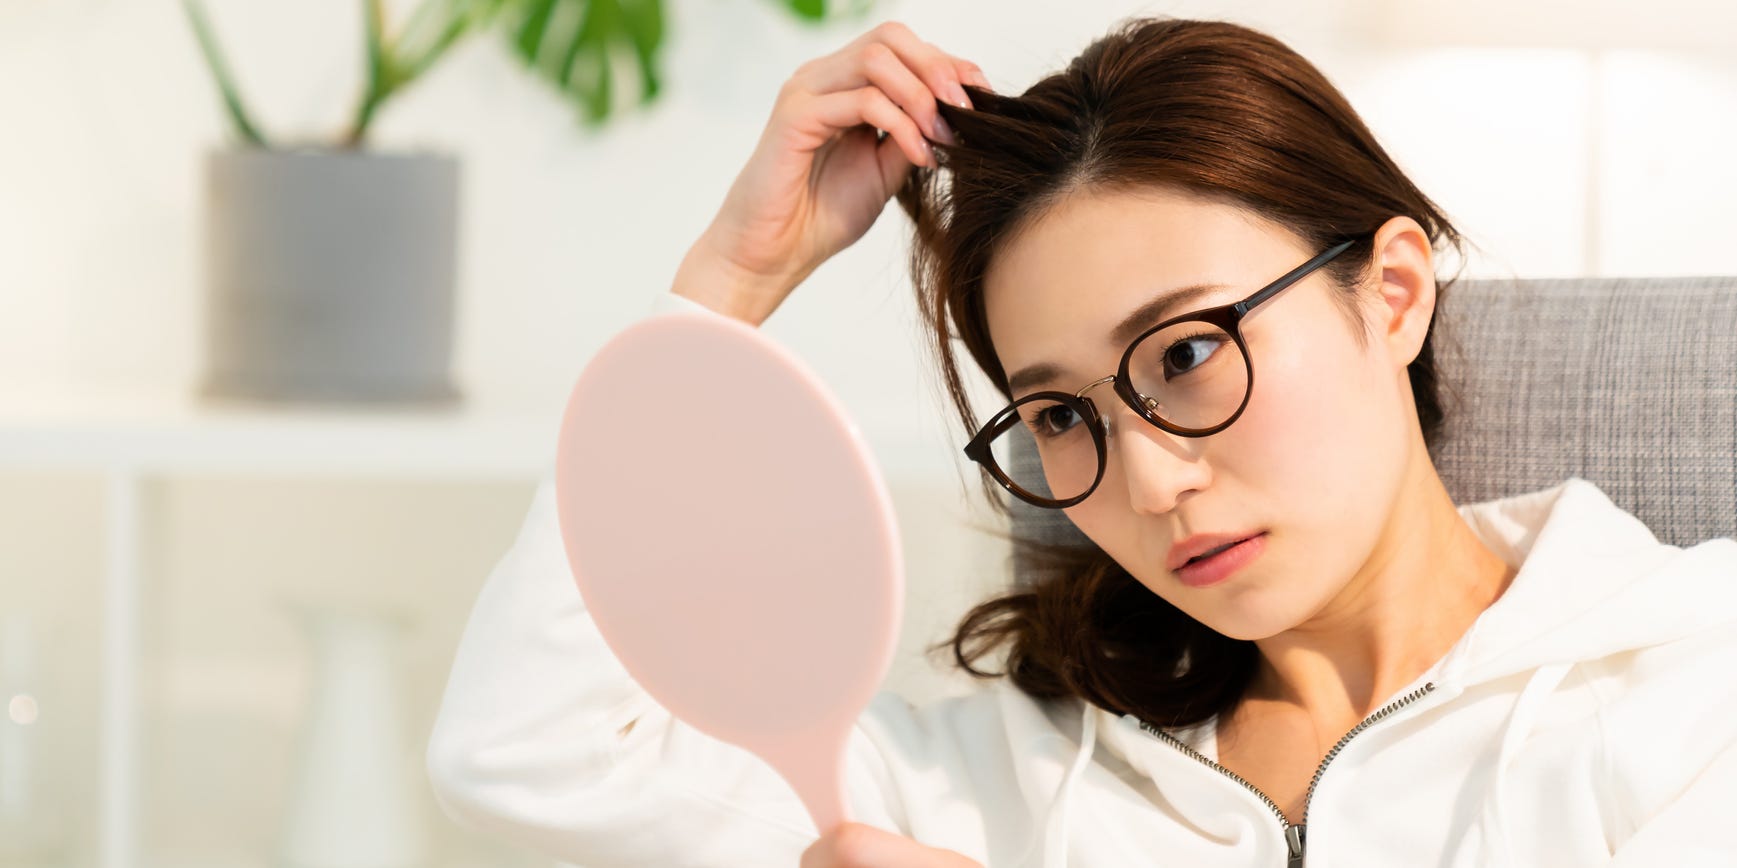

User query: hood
[1441,476,1736,685]
[1033,476,1737,868]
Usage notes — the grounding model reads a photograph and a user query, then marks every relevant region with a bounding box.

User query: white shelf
[0,382,561,479]
[0,381,568,868]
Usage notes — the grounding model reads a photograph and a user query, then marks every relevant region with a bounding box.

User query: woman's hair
[893,16,1468,728]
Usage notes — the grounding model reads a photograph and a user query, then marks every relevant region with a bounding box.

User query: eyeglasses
[964,239,1357,509]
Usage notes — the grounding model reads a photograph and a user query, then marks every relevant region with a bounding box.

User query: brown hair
[893,16,1468,728]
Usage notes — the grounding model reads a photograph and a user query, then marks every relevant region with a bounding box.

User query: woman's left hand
[799,822,984,867]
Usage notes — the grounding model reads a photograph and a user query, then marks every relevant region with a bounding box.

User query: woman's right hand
[670,20,990,326]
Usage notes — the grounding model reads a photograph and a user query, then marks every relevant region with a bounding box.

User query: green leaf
[395,0,446,61]
[559,0,613,124]
[493,0,875,130]
[585,37,613,123]
[363,0,387,92]
[617,0,661,104]
[554,0,600,90]
[400,12,474,81]
[619,0,661,50]
[498,0,646,124]
[784,0,826,21]
[180,0,269,147]
[514,0,559,62]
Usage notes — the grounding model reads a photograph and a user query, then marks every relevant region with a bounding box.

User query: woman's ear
[1367,215,1436,368]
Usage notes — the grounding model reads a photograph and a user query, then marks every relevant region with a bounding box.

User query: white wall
[4,0,1735,452]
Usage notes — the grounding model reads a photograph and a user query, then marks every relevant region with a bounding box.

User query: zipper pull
[1285,823,1306,867]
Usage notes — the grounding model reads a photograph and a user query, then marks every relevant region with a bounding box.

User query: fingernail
[966,71,993,93]
[921,139,935,166]
[933,115,957,146]
[947,81,971,110]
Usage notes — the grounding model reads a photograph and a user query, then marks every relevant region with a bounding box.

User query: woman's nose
[1102,400,1210,514]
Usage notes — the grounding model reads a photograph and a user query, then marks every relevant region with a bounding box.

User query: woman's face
[981,187,1425,641]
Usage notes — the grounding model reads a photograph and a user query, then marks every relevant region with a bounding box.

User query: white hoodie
[426,291,1737,867]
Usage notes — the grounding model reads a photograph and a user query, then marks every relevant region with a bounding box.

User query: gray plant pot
[201,149,461,405]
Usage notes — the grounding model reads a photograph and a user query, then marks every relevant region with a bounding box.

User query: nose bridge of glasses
[1072,374,1116,400]
[1073,375,1118,437]
[1076,375,1164,430]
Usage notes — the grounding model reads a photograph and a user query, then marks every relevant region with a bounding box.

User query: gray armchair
[1008,275,1737,573]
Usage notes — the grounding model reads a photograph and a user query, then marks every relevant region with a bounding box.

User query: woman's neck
[1244,464,1516,727]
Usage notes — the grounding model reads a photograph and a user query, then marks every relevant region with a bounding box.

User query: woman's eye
[1029,404,1081,437]
[1164,335,1224,378]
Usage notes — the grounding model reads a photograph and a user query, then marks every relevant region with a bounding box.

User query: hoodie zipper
[1134,681,1438,867]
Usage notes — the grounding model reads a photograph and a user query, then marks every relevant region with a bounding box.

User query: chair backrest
[1007,275,1737,585]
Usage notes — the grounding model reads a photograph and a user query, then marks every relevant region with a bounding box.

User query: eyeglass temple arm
[1233,238,1357,317]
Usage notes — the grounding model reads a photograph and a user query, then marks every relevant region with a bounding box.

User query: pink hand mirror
[552,306,904,836]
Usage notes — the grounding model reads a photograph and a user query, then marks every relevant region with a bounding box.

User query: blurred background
[1,0,1733,865]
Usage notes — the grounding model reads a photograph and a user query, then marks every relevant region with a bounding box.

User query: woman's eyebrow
[1005,282,1229,394]
[1107,282,1227,345]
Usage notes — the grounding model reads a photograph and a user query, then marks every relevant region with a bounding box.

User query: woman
[426,16,1737,867]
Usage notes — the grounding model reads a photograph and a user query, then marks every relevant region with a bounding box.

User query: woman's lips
[1175,532,1267,588]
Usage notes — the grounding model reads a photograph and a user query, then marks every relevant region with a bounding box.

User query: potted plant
[184,0,862,404]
